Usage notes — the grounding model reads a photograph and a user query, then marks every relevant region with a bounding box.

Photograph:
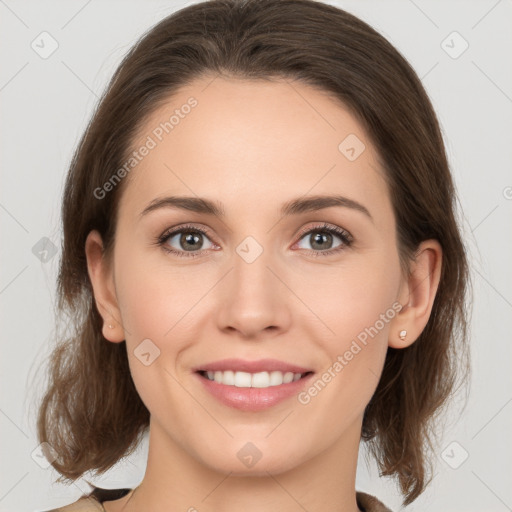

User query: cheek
[114,246,198,340]
[298,253,400,342]
[113,245,217,383]
[302,251,401,401]
[335,268,398,342]
[113,252,199,417]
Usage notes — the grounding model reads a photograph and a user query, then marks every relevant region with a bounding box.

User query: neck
[119,415,363,512]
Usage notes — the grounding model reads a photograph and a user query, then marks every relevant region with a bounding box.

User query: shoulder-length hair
[36,0,471,506]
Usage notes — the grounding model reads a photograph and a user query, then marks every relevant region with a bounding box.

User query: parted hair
[35,0,471,506]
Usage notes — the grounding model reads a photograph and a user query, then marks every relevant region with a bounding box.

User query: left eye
[295,228,347,252]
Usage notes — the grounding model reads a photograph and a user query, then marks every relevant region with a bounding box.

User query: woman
[37,0,470,510]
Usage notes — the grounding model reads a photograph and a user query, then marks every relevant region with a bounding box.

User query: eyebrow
[139,194,373,222]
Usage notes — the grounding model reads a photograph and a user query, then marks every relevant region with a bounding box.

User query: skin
[85,76,442,512]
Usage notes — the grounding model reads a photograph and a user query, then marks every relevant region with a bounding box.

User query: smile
[195,370,315,411]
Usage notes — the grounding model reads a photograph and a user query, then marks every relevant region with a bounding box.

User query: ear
[85,229,125,343]
[389,239,442,349]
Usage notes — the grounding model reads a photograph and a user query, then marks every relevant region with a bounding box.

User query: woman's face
[94,76,407,474]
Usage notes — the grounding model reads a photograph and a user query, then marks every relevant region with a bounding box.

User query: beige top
[44,486,393,512]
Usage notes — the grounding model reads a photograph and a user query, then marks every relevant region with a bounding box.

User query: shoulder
[40,487,133,512]
[356,491,394,512]
[39,495,103,512]
[42,488,390,512]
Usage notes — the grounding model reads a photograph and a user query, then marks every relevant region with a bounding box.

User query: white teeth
[223,370,235,385]
[251,371,269,388]
[203,370,305,387]
[234,371,252,387]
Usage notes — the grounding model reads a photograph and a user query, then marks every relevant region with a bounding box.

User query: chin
[199,444,303,476]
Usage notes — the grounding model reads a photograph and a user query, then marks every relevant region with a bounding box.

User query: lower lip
[195,372,315,411]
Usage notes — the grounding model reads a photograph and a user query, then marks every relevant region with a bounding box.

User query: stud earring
[108,323,114,329]
[399,329,407,340]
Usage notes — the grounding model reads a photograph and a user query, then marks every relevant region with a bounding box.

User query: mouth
[194,369,316,411]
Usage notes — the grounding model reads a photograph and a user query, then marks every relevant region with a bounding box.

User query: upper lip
[193,358,314,374]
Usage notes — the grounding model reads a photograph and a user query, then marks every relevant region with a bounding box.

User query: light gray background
[1,1,511,511]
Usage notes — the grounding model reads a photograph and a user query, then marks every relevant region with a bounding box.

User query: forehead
[118,76,390,224]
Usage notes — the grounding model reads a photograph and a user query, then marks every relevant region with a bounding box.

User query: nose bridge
[233,241,273,299]
[216,237,290,337]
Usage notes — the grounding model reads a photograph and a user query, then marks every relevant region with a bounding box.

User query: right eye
[157,224,217,258]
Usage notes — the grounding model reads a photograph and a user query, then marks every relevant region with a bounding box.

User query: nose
[216,247,292,339]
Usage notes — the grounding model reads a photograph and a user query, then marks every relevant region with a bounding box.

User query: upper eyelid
[163,224,212,239]
[295,222,351,239]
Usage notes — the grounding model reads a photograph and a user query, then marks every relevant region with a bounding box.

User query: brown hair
[35,0,471,506]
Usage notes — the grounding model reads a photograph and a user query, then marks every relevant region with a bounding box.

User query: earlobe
[388,239,443,349]
[85,230,125,343]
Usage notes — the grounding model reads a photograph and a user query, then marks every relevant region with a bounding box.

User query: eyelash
[155,222,353,259]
